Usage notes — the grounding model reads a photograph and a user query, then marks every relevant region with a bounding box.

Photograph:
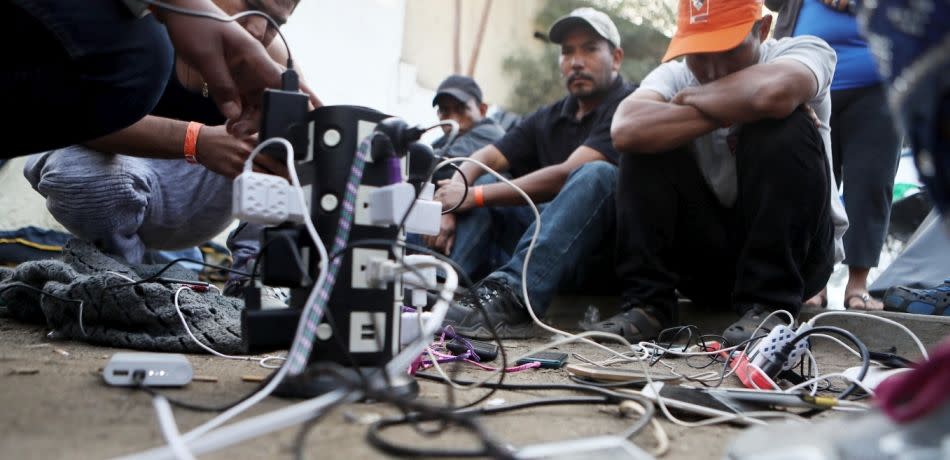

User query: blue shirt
[793,0,881,90]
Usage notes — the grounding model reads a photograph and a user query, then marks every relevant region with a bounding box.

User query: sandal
[845,292,881,310]
[581,306,666,342]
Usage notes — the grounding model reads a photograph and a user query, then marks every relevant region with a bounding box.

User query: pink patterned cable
[287,138,373,374]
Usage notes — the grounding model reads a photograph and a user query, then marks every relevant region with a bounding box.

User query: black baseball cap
[432,75,484,107]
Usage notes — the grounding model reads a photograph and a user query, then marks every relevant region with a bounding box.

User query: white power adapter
[232,171,306,225]
[369,182,441,235]
[102,352,193,387]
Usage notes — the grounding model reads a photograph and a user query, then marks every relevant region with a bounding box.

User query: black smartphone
[516,351,569,369]
[446,338,499,362]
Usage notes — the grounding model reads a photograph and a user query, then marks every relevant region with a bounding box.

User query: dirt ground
[1,304,947,460]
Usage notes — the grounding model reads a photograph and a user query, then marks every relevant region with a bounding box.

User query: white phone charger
[102,352,193,387]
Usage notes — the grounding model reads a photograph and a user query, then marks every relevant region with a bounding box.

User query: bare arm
[611,89,721,154]
[85,116,190,160]
[673,60,819,126]
[436,145,609,212]
[452,144,511,187]
[478,146,607,206]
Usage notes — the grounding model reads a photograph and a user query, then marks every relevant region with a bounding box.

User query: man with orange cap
[597,0,848,344]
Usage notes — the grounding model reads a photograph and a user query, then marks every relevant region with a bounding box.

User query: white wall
[282,0,439,130]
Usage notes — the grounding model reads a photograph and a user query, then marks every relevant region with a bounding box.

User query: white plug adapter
[232,171,306,225]
[102,352,193,387]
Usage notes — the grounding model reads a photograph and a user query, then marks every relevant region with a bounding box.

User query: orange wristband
[183,122,203,164]
[473,185,485,208]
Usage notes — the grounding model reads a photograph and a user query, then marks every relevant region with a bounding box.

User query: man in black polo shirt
[428,8,636,339]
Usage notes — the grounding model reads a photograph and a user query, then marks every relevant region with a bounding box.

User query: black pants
[1,0,173,157]
[615,110,835,321]
[831,85,901,268]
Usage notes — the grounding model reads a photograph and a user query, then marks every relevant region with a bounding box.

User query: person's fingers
[437,179,452,187]
[252,153,290,179]
[445,233,455,256]
[228,104,261,138]
[298,79,323,110]
[197,53,242,121]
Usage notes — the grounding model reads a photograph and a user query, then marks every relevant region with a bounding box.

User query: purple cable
[387,157,402,184]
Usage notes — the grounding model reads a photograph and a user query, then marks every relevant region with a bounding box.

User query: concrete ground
[2,299,947,460]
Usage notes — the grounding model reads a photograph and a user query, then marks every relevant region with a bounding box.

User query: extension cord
[751,323,812,373]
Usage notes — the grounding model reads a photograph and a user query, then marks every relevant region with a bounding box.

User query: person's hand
[820,0,851,11]
[156,0,284,137]
[422,213,457,256]
[434,180,475,213]
[799,104,822,129]
[671,87,699,106]
[196,125,288,179]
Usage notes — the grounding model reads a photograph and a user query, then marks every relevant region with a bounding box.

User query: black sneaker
[723,304,787,346]
[443,277,537,339]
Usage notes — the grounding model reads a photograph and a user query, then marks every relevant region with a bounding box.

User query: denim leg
[227,222,264,280]
[448,174,531,280]
[491,161,619,315]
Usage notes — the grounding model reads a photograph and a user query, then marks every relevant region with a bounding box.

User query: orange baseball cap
[662,0,764,62]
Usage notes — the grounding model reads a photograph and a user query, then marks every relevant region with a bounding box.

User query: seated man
[429,75,505,181]
[22,0,307,295]
[602,0,848,344]
[430,8,636,339]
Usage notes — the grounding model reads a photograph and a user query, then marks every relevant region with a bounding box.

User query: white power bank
[102,352,193,387]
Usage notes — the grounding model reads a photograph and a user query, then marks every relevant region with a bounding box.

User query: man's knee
[567,161,618,192]
[24,147,151,233]
[742,110,821,156]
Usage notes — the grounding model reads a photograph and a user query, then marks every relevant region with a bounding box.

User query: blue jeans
[452,161,620,314]
[3,0,173,157]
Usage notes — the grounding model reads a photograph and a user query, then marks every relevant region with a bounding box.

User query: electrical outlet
[351,248,388,289]
[354,185,378,226]
[350,311,386,353]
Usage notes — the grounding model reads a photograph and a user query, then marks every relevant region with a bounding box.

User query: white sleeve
[638,61,692,101]
[767,36,837,100]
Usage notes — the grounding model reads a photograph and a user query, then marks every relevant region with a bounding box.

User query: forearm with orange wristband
[473,185,486,208]
[183,121,204,164]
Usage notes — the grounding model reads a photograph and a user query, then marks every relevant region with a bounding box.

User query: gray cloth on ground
[0,239,246,354]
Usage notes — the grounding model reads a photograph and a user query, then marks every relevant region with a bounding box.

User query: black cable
[439,163,469,214]
[102,258,251,292]
[0,282,83,306]
[298,362,515,460]
[375,374,656,455]
[132,369,277,413]
[141,0,293,69]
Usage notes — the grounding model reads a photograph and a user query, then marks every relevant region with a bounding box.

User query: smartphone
[566,363,681,384]
[446,338,499,362]
[640,382,758,424]
[516,351,569,369]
